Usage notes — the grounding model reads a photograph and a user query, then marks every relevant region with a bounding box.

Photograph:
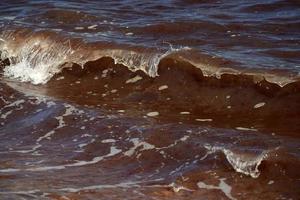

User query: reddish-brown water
[0,1,300,199]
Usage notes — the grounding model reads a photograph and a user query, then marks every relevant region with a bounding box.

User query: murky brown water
[0,1,300,199]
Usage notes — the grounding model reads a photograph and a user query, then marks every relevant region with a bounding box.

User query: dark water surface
[0,0,300,199]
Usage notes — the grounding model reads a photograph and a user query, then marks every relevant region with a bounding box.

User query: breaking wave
[204,144,269,178]
[1,29,299,87]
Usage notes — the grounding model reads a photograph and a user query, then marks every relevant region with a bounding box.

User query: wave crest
[0,29,299,86]
[0,30,190,84]
[205,144,268,178]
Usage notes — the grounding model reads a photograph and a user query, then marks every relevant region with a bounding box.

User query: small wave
[205,144,268,178]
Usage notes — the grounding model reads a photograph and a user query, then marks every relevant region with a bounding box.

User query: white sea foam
[126,75,143,83]
[235,127,257,131]
[3,61,55,84]
[59,181,140,192]
[180,111,190,115]
[36,130,55,142]
[36,104,81,142]
[146,111,159,117]
[124,138,155,157]
[0,99,25,110]
[197,178,236,200]
[8,103,84,155]
[0,146,122,173]
[254,102,266,109]
[158,135,190,150]
[87,24,98,29]
[0,189,41,197]
[58,178,164,193]
[0,99,25,119]
[0,110,13,119]
[158,85,168,90]
[0,96,9,104]
[169,182,194,192]
[0,35,74,84]
[195,118,213,122]
[102,139,116,143]
[122,135,190,159]
[11,144,42,154]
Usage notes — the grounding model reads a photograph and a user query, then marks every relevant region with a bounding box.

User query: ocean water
[0,0,300,199]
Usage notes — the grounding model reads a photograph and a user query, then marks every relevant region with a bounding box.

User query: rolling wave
[1,29,299,86]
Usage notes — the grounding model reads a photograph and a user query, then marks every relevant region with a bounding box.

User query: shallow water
[0,0,300,199]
